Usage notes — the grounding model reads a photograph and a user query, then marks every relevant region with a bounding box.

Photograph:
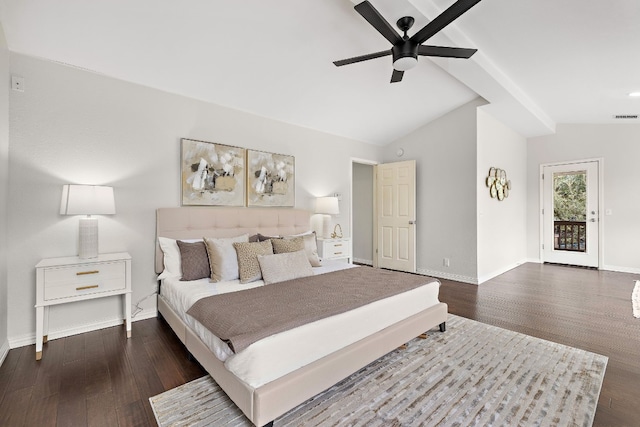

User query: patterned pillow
[284,232,321,267]
[271,236,305,255]
[233,240,274,284]
[258,250,314,285]
[176,240,210,281]
[204,234,249,282]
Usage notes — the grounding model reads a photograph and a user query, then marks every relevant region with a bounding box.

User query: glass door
[542,161,599,267]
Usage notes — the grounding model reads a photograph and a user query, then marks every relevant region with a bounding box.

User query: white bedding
[161,261,441,388]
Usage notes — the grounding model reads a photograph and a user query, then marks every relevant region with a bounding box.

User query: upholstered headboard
[155,207,311,273]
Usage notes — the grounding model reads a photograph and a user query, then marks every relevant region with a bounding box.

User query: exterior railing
[554,220,586,252]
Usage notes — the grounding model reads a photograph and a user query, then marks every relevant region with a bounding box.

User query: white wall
[7,53,381,346]
[382,98,487,283]
[352,162,374,264]
[0,23,10,362]
[527,124,640,273]
[476,108,527,283]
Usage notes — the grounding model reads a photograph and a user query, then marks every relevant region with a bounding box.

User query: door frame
[350,157,378,267]
[538,158,604,268]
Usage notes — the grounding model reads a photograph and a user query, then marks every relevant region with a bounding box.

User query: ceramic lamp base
[78,217,99,259]
[322,214,333,239]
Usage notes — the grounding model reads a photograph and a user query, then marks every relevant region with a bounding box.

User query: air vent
[613,114,638,119]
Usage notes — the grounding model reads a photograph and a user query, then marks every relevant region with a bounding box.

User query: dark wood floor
[439,263,640,427]
[0,262,638,426]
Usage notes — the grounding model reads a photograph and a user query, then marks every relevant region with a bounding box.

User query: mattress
[161,261,441,388]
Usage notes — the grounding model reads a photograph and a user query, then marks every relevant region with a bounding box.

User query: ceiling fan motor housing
[392,41,418,71]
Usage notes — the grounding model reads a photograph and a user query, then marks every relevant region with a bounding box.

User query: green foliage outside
[554,172,586,221]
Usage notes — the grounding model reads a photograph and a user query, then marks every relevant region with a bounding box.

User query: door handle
[409,220,416,225]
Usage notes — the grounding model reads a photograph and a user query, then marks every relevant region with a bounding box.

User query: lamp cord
[131,291,156,318]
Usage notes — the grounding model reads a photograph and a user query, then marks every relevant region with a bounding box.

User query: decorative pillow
[271,236,305,255]
[158,237,201,279]
[158,237,181,279]
[258,250,314,285]
[258,233,281,242]
[249,234,260,243]
[233,240,274,284]
[284,232,321,267]
[176,240,210,281]
[204,234,249,282]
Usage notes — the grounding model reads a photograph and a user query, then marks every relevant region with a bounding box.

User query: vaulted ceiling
[1,0,638,145]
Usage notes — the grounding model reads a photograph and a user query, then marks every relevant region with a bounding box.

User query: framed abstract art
[181,138,245,206]
[246,149,295,207]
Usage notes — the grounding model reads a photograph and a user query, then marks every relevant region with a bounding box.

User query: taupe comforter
[186,267,438,353]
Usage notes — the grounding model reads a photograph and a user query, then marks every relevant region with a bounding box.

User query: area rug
[633,280,640,318]
[150,315,607,427]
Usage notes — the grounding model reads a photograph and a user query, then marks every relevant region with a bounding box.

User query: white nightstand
[35,252,132,360]
[317,238,351,262]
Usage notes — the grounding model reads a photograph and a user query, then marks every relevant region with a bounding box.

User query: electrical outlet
[11,75,25,92]
[443,258,450,267]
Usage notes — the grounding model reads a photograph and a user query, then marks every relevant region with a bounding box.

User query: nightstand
[317,238,351,262]
[35,252,132,360]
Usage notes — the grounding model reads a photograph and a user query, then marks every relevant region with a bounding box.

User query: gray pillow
[176,240,210,281]
[204,234,249,282]
[233,240,274,284]
[258,250,314,285]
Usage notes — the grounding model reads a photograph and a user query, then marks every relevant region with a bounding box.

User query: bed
[155,207,448,427]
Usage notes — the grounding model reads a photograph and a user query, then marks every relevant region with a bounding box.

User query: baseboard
[353,257,373,266]
[132,309,158,322]
[416,268,478,285]
[602,265,640,275]
[8,310,159,349]
[0,340,9,367]
[526,258,542,264]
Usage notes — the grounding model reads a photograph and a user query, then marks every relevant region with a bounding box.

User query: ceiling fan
[334,0,482,83]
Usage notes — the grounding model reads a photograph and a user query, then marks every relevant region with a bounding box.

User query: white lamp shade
[315,196,339,215]
[60,184,116,215]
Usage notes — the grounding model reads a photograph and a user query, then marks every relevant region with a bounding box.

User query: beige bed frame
[156,207,448,427]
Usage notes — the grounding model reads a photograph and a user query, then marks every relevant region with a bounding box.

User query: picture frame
[246,149,295,207]
[181,138,245,206]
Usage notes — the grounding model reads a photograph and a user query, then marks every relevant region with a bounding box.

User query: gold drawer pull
[335,252,343,255]
[334,244,343,247]
[77,270,99,276]
[76,285,99,291]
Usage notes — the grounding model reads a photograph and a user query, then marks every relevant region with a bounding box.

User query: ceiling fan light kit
[334,0,482,83]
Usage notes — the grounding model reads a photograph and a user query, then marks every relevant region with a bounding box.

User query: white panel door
[542,161,599,267]
[376,160,416,272]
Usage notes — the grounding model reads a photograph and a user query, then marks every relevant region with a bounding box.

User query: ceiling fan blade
[390,69,404,83]
[418,45,477,58]
[333,50,391,67]
[354,1,402,45]
[410,0,482,45]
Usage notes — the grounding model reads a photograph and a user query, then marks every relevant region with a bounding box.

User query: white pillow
[258,250,314,285]
[204,234,249,282]
[157,237,201,279]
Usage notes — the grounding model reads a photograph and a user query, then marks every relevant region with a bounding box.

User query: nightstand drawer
[43,261,126,300]
[324,241,349,257]
[317,238,351,261]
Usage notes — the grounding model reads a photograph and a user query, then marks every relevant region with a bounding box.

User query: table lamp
[60,184,116,258]
[315,196,339,239]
